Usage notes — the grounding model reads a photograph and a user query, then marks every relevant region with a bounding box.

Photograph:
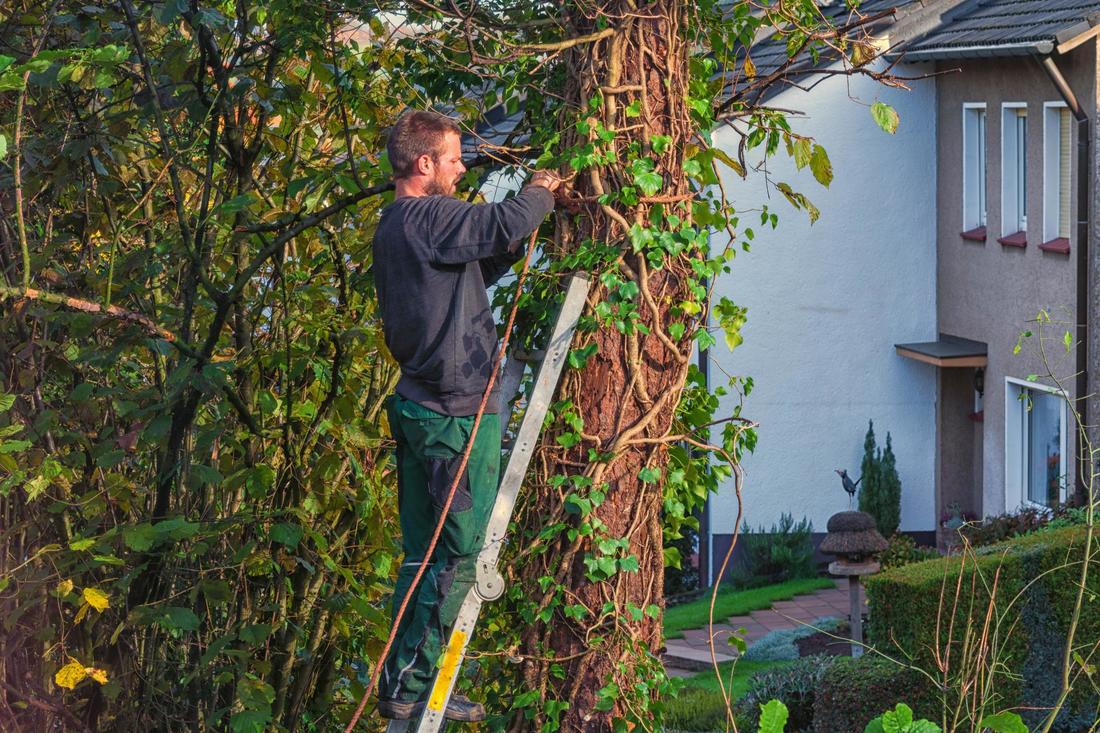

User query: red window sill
[1039,237,1070,254]
[997,231,1027,248]
[960,226,987,242]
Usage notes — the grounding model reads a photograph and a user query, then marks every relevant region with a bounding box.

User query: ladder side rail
[478,273,590,571]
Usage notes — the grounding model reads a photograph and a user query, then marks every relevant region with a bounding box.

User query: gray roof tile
[906,0,1100,56]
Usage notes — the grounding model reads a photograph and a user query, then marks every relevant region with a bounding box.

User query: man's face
[424,131,466,196]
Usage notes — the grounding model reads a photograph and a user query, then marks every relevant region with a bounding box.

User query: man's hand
[529,170,563,193]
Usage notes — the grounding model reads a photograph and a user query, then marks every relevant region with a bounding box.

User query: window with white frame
[1043,102,1072,243]
[963,104,987,230]
[1002,104,1028,236]
[1005,377,1068,508]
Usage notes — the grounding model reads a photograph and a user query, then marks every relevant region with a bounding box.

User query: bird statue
[835,468,862,508]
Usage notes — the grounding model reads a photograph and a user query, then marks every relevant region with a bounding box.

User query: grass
[663,577,836,639]
[664,659,795,732]
[679,658,794,697]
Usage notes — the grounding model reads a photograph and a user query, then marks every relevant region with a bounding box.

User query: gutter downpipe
[1038,51,1090,502]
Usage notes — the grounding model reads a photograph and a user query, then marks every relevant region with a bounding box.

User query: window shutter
[1059,107,1071,238]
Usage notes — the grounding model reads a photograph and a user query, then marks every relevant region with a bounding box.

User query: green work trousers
[379,394,500,702]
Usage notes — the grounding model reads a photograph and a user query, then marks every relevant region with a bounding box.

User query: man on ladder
[372,110,561,722]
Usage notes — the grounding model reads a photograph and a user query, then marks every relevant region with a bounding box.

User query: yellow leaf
[74,603,90,624]
[82,587,109,612]
[743,56,756,79]
[56,579,74,597]
[55,660,87,689]
[87,667,108,685]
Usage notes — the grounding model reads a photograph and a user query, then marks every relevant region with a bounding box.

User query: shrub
[958,503,1089,548]
[811,655,937,733]
[736,654,837,732]
[865,526,1099,732]
[858,420,902,537]
[878,533,939,570]
[663,685,731,732]
[733,513,815,587]
[742,617,843,662]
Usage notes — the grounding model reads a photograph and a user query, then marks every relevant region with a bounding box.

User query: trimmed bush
[812,655,937,733]
[663,685,731,732]
[858,420,903,537]
[736,654,837,732]
[865,526,1099,732]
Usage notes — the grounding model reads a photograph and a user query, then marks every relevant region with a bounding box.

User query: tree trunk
[516,3,696,730]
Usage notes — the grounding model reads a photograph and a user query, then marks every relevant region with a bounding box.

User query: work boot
[377,697,425,720]
[445,694,486,722]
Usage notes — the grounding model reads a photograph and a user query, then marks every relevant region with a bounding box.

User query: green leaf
[1064,330,1073,352]
[809,144,832,187]
[123,524,157,552]
[864,718,886,733]
[270,522,303,549]
[217,193,257,214]
[882,702,913,731]
[159,607,200,632]
[238,623,272,645]
[70,537,97,552]
[979,712,1027,733]
[0,393,13,412]
[871,101,900,134]
[757,699,788,733]
[0,56,14,74]
[0,134,6,159]
[229,711,271,733]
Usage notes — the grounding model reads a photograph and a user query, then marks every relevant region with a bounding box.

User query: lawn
[664,659,796,731]
[663,577,836,638]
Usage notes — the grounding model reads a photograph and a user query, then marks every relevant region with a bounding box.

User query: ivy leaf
[0,392,13,412]
[1064,330,1073,352]
[978,712,1027,733]
[757,699,788,733]
[0,134,6,160]
[82,587,110,612]
[0,55,14,74]
[871,101,900,134]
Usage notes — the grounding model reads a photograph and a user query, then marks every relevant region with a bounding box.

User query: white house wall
[707,61,939,540]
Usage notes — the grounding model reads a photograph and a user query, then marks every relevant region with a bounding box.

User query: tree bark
[516,3,696,730]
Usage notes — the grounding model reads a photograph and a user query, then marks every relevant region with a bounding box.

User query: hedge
[811,655,937,733]
[865,526,1099,732]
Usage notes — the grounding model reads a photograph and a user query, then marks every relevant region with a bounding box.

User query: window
[1043,102,1072,244]
[1002,104,1028,237]
[1005,378,1068,508]
[962,104,987,231]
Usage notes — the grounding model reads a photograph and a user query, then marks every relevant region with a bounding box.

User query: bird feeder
[819,510,888,658]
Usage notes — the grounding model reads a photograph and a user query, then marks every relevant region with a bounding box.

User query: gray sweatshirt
[372,186,555,416]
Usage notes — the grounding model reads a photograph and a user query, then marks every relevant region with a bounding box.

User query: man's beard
[424,172,457,197]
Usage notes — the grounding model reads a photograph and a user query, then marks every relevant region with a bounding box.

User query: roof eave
[891,39,1054,61]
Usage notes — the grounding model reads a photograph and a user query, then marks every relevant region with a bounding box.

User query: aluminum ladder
[385,272,590,733]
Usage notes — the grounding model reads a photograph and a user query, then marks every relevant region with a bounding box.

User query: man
[372,110,560,722]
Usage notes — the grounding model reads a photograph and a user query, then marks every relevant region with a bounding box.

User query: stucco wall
[935,46,1094,517]
[706,60,939,542]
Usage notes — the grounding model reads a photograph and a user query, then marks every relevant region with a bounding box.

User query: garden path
[663,579,864,675]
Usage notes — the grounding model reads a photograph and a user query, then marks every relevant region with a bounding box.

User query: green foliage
[960,503,1088,547]
[858,421,902,537]
[864,703,940,733]
[663,685,735,732]
[0,3,403,727]
[878,533,939,571]
[865,527,1100,731]
[742,617,843,662]
[734,513,815,587]
[812,656,938,733]
[871,102,901,135]
[664,578,835,638]
[736,654,837,731]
